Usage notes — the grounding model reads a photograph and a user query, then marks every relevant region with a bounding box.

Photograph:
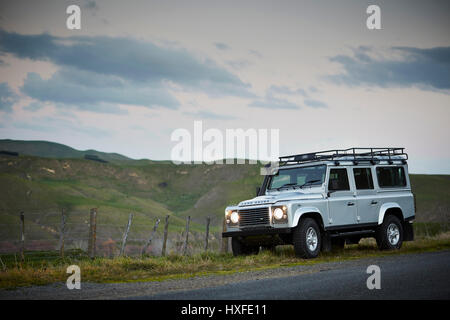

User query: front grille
[238,207,270,228]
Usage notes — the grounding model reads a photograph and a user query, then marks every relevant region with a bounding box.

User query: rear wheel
[376,215,403,250]
[293,218,321,258]
[231,237,259,256]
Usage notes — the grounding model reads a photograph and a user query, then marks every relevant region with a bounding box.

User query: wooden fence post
[20,211,25,261]
[182,216,191,256]
[204,217,210,252]
[161,215,170,256]
[0,256,5,271]
[221,218,228,253]
[59,208,66,258]
[88,208,97,258]
[120,213,133,257]
[141,218,160,255]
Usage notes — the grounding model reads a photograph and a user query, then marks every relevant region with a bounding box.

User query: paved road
[2,250,449,299]
[139,250,450,300]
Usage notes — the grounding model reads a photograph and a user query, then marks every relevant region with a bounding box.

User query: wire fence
[0,208,230,258]
[1,208,449,260]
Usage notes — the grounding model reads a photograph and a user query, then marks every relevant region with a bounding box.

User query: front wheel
[293,218,321,258]
[376,215,403,250]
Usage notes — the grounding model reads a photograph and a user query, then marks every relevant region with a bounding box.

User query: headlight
[272,205,288,222]
[230,211,239,224]
[225,209,239,225]
[225,209,232,224]
[273,208,284,220]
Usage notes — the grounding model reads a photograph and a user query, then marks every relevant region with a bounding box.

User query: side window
[353,168,374,190]
[328,168,350,191]
[376,167,407,188]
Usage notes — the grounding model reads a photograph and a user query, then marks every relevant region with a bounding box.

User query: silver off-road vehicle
[223,148,415,258]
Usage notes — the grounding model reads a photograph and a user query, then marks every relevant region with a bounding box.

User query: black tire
[231,237,259,256]
[293,218,321,259]
[376,215,403,250]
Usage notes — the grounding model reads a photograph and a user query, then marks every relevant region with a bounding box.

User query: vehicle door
[353,167,379,224]
[327,167,357,226]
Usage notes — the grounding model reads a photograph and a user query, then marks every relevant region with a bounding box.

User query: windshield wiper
[276,183,299,191]
[273,179,322,191]
[299,179,321,188]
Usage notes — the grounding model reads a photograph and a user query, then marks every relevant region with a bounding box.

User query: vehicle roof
[276,157,407,170]
[277,147,407,167]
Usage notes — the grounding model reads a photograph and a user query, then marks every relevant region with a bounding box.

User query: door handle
[347,202,355,206]
[371,200,378,205]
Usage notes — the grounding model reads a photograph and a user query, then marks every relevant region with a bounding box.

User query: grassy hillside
[0,155,260,222]
[410,175,450,222]
[0,154,263,254]
[0,139,131,162]
[0,149,449,254]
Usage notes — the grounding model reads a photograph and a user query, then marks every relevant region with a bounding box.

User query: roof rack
[278,147,408,166]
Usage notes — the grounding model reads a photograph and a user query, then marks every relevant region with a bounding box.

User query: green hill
[0,153,263,251]
[0,139,131,162]
[409,174,450,222]
[0,154,260,224]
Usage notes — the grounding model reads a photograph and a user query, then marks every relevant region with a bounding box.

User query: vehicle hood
[238,188,324,207]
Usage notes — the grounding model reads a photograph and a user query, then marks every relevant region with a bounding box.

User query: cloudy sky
[0,0,449,173]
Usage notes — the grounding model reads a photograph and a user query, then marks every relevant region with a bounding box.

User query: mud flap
[403,222,414,241]
[322,233,332,252]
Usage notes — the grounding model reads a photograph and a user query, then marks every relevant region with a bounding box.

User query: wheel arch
[292,207,325,231]
[378,202,404,225]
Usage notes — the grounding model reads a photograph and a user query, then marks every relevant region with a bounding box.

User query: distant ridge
[0,139,131,162]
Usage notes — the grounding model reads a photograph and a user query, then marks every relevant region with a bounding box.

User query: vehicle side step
[329,230,375,238]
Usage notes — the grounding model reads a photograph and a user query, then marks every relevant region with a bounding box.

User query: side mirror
[256,186,261,196]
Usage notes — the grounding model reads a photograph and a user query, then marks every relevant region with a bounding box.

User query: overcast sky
[0,0,449,173]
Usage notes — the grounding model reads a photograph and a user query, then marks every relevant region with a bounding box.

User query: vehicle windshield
[268,165,327,190]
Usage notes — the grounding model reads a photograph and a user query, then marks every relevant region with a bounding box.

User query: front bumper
[222,227,292,238]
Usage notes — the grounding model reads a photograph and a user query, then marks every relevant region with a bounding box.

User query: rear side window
[376,167,407,188]
[353,168,374,190]
[328,168,350,191]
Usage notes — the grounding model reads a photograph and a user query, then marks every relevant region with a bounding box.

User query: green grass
[414,222,450,237]
[1,234,449,290]
[410,175,450,222]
